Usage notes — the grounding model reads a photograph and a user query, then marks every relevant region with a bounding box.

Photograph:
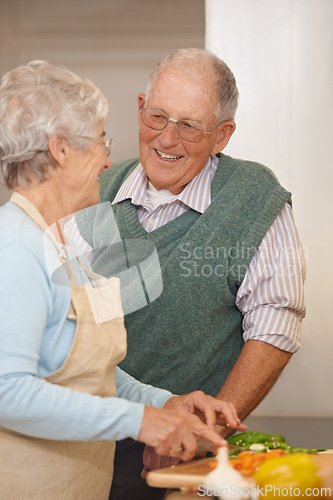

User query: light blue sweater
[0,201,172,441]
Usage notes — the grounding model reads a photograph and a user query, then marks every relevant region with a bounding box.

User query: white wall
[206,0,333,416]
[2,0,331,417]
[0,0,205,205]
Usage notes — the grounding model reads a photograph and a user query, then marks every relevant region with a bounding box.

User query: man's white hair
[145,48,239,124]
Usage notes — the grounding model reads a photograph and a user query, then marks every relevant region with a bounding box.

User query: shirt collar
[112,154,219,214]
[112,162,147,208]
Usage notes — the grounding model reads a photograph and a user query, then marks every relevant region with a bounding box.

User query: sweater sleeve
[116,367,173,407]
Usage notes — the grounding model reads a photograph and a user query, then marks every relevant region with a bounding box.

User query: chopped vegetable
[285,446,325,454]
[227,431,285,448]
[249,443,266,452]
[229,449,286,476]
[254,453,322,498]
[227,430,325,455]
[209,449,287,476]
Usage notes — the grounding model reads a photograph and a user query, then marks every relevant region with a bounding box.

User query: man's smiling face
[137,66,232,195]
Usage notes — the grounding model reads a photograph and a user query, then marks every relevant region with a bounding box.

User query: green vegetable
[264,441,290,450]
[286,447,325,454]
[227,431,324,455]
[228,448,243,458]
[227,431,285,447]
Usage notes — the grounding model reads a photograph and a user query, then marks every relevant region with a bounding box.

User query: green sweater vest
[77,153,291,396]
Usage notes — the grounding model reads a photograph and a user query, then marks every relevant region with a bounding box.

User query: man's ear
[212,121,236,155]
[137,93,146,124]
[48,134,69,168]
[137,93,145,110]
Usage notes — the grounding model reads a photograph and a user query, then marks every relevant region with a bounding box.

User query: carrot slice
[211,449,287,476]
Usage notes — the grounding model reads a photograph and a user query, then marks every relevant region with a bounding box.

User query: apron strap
[10,192,104,288]
[10,192,64,253]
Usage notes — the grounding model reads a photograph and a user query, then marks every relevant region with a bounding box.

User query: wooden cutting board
[146,454,333,491]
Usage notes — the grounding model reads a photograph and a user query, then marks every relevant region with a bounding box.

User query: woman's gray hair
[0,60,109,189]
[145,48,239,124]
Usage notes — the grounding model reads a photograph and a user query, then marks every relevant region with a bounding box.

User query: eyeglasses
[138,103,222,143]
[74,135,113,156]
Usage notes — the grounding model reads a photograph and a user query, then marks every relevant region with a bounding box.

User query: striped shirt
[65,155,305,352]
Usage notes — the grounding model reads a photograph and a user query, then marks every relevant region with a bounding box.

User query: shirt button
[149,219,155,227]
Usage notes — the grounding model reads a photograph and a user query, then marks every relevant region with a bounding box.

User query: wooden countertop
[146,454,333,498]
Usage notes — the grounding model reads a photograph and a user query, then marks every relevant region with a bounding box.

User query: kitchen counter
[159,416,333,498]
[243,416,333,449]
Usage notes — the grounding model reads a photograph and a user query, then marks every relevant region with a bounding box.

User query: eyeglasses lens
[141,109,204,142]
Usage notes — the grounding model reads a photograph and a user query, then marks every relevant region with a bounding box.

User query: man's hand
[164,390,247,432]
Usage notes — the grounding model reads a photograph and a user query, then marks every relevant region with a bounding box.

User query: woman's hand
[164,391,248,432]
[137,405,226,463]
[139,391,247,479]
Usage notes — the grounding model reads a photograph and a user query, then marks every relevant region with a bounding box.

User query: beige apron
[0,193,127,500]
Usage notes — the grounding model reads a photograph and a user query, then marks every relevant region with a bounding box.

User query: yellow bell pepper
[254,453,322,499]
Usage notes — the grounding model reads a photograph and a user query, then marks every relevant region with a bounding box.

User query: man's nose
[159,121,181,145]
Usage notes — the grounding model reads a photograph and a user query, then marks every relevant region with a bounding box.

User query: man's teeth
[156,150,182,161]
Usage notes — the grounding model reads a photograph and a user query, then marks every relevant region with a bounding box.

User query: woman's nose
[103,157,112,170]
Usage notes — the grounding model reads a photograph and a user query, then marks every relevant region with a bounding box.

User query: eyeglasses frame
[74,135,113,156]
[138,102,223,143]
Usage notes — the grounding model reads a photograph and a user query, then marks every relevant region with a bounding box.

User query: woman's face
[65,122,112,211]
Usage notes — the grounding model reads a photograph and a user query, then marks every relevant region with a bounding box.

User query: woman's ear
[48,134,69,168]
[212,121,236,155]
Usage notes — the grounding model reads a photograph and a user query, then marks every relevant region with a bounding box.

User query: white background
[206,0,333,416]
[1,0,332,418]
[0,0,204,205]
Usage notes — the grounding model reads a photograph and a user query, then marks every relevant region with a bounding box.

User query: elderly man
[69,48,305,499]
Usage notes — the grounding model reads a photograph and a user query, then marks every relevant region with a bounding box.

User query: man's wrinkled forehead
[146,61,217,104]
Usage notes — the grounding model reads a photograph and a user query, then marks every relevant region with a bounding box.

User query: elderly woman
[0,61,245,499]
